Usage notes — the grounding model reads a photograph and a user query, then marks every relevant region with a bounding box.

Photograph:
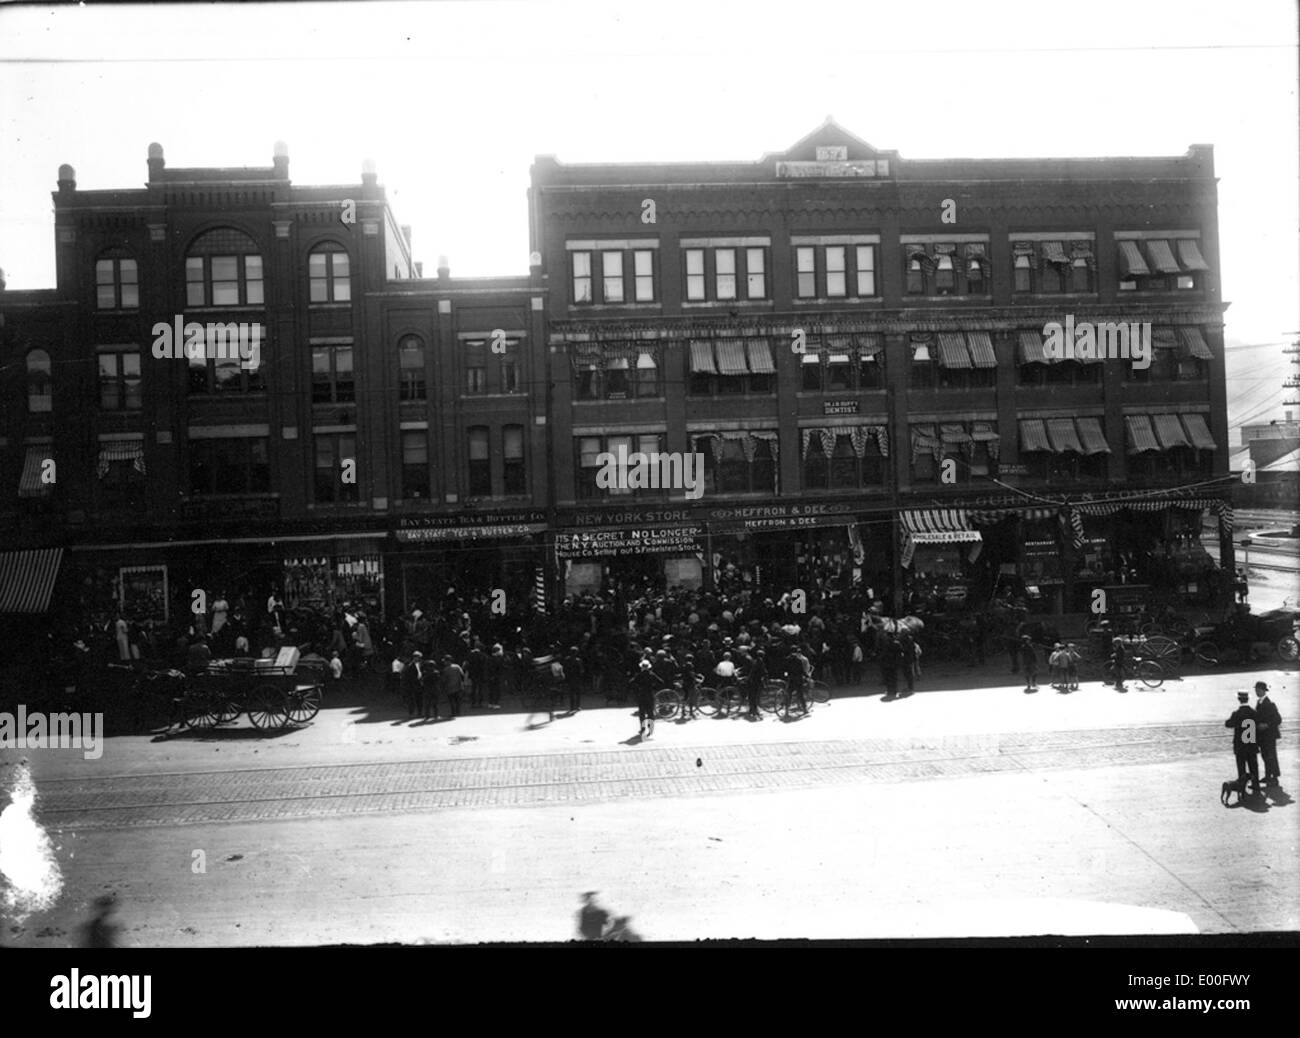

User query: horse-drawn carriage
[174,648,325,730]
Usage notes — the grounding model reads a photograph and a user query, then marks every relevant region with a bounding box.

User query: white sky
[1,0,1297,424]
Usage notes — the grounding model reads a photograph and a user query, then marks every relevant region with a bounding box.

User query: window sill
[568,302,664,312]
[180,305,267,314]
[792,297,882,305]
[307,302,353,309]
[900,295,991,302]
[681,300,774,309]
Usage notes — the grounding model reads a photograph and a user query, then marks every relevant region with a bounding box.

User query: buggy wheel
[248,684,290,729]
[1277,635,1299,662]
[183,689,221,730]
[1194,640,1221,668]
[696,686,721,717]
[286,684,322,724]
[211,689,242,724]
[653,688,680,720]
[809,680,831,705]
[1136,659,1164,688]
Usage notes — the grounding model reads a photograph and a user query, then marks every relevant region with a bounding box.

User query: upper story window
[308,243,352,303]
[573,343,660,400]
[314,432,359,503]
[797,336,885,392]
[311,344,355,403]
[695,432,779,495]
[682,243,768,302]
[575,433,665,500]
[26,349,52,413]
[569,242,657,305]
[795,241,878,300]
[188,327,266,395]
[910,333,996,390]
[689,339,775,396]
[98,349,142,410]
[95,252,139,310]
[802,427,887,491]
[1117,236,1209,292]
[398,336,426,400]
[904,242,988,297]
[464,343,487,395]
[186,228,264,307]
[190,437,271,496]
[1011,240,1095,294]
[1016,329,1102,386]
[1018,418,1108,483]
[503,424,526,495]
[401,430,430,500]
[467,426,491,496]
[911,422,999,483]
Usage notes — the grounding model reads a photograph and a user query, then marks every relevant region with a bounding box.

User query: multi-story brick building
[0,122,1233,631]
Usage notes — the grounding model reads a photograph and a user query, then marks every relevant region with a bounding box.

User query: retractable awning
[1126,415,1160,454]
[1176,239,1210,272]
[1045,418,1085,454]
[1146,239,1181,274]
[18,446,52,497]
[1040,240,1069,264]
[1019,330,1049,364]
[936,333,971,369]
[1118,240,1150,278]
[940,423,972,444]
[1076,417,1112,454]
[1019,419,1051,452]
[1181,414,1217,450]
[689,341,716,374]
[745,338,775,374]
[716,340,748,375]
[97,440,145,478]
[1153,413,1191,449]
[966,331,996,368]
[856,334,884,358]
[901,509,982,543]
[1179,327,1214,360]
[0,548,63,614]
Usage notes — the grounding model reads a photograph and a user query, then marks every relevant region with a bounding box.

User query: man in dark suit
[1254,682,1282,786]
[1225,691,1261,797]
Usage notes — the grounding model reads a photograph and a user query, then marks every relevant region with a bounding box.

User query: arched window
[309,243,351,303]
[95,251,139,310]
[186,228,263,307]
[397,336,426,400]
[26,349,52,412]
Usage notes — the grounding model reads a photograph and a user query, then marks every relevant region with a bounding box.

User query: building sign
[708,501,857,533]
[776,159,888,178]
[815,146,848,161]
[396,510,547,543]
[562,506,692,529]
[997,464,1029,475]
[555,526,703,560]
[823,400,859,416]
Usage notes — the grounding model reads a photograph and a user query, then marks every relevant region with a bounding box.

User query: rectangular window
[211,256,240,306]
[186,257,205,307]
[1071,258,1092,293]
[906,257,925,295]
[826,352,852,391]
[1014,254,1032,293]
[467,427,491,496]
[796,247,816,298]
[685,249,706,301]
[503,425,526,494]
[633,250,655,301]
[98,351,142,411]
[602,251,624,303]
[190,438,270,496]
[96,260,116,309]
[312,345,354,403]
[575,433,666,499]
[635,351,658,397]
[572,251,592,303]
[308,249,351,303]
[967,257,986,295]
[935,254,955,293]
[401,431,430,500]
[313,433,358,503]
[1040,261,1063,293]
[801,352,823,391]
[910,342,935,389]
[859,347,884,390]
[244,256,264,304]
[855,246,875,296]
[825,247,846,297]
[715,248,737,300]
[746,248,766,299]
[577,436,603,500]
[398,338,426,400]
[501,356,520,394]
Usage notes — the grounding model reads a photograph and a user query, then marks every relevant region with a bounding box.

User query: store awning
[940,423,972,444]
[1041,240,1069,264]
[1153,413,1191,449]
[0,548,63,614]
[1181,414,1217,450]
[1118,240,1150,278]
[1019,330,1049,364]
[1179,327,1214,360]
[689,341,716,374]
[1046,418,1085,454]
[936,333,971,369]
[746,338,775,374]
[1076,417,1112,455]
[901,509,982,544]
[856,334,884,358]
[716,340,748,375]
[1145,239,1181,275]
[966,331,997,368]
[1019,419,1051,453]
[1176,239,1210,272]
[1126,415,1160,454]
[97,440,145,479]
[970,422,1000,442]
[18,446,52,497]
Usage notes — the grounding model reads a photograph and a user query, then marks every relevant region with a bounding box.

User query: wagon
[179,649,324,730]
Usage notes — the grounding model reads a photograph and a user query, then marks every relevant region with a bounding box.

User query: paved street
[2,663,1297,945]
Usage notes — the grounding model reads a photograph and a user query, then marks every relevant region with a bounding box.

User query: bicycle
[1102,655,1166,689]
[696,682,744,717]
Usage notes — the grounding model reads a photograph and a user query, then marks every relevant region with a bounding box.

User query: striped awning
[970,422,1000,442]
[689,341,716,374]
[746,338,775,374]
[97,441,145,479]
[1118,240,1150,278]
[940,423,972,444]
[856,334,884,358]
[1152,327,1180,350]
[901,509,982,544]
[1046,418,1085,454]
[1181,414,1217,450]
[1019,330,1049,364]
[1153,413,1191,449]
[1176,239,1209,272]
[1126,415,1160,454]
[0,548,63,614]
[966,331,996,368]
[19,446,53,497]
[936,333,971,369]
[1076,417,1111,455]
[1179,327,1213,360]
[1146,239,1181,274]
[1019,419,1051,453]
[1041,240,1069,265]
[716,340,748,375]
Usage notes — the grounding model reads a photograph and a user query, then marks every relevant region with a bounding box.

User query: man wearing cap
[1225,691,1261,798]
[632,659,659,740]
[1254,682,1282,786]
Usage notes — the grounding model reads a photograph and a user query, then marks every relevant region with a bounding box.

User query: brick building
[0,123,1234,631]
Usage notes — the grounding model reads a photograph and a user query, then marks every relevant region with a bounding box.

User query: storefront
[555,523,706,597]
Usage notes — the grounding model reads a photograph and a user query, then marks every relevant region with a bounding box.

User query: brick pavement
[32,721,1245,831]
